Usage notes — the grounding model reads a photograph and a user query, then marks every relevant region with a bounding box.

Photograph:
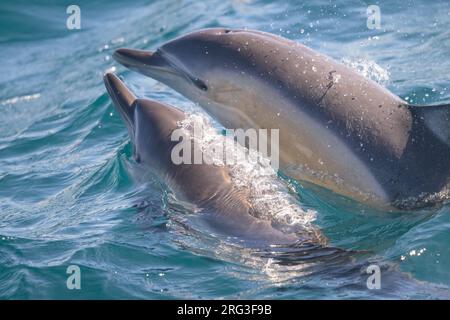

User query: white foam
[1,93,41,106]
[177,113,318,229]
[342,58,390,86]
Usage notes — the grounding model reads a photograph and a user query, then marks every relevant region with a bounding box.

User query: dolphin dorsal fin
[410,103,450,148]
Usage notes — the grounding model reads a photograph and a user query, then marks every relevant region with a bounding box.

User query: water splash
[177,113,318,230]
[342,58,390,86]
[1,93,41,106]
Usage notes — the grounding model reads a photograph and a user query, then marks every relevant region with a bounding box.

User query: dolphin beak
[113,48,155,70]
[114,47,208,92]
[103,72,136,131]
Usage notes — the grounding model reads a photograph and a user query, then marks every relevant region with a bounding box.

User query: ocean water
[1,0,450,299]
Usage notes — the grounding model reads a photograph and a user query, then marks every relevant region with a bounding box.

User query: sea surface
[1,0,450,299]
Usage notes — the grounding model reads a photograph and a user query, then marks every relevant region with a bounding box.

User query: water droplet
[105,66,116,73]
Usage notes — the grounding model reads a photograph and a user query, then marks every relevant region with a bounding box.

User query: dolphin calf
[103,72,323,246]
[113,28,450,209]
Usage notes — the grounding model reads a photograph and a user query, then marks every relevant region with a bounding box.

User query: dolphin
[103,72,323,246]
[102,73,450,297]
[113,28,450,210]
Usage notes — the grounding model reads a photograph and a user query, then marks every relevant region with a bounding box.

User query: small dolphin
[113,28,450,209]
[103,72,321,246]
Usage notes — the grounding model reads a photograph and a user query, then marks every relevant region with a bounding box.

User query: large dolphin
[113,28,450,209]
[103,72,322,246]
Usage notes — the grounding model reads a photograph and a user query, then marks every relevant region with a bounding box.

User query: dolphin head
[103,72,185,168]
[112,29,256,115]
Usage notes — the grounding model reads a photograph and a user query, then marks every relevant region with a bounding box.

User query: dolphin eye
[193,78,208,91]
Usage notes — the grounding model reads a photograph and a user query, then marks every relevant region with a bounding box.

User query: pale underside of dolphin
[103,72,324,246]
[113,28,450,210]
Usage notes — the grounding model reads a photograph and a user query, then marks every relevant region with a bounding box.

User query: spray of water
[177,113,318,230]
[342,58,390,86]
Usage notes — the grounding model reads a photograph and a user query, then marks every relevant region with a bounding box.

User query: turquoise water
[1,0,450,299]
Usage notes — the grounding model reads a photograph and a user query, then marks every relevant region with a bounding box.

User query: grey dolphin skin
[103,72,317,246]
[113,28,450,210]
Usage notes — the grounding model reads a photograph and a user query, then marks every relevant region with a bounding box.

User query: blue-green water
[1,0,450,299]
